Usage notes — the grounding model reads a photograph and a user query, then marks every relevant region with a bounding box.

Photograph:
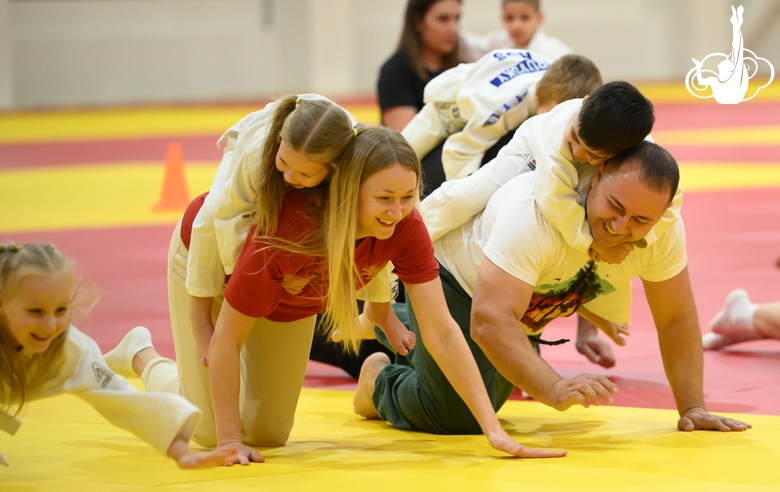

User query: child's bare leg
[574,316,616,369]
[704,289,764,349]
[578,306,630,346]
[353,352,390,419]
[378,315,416,356]
[133,346,163,376]
[330,309,378,342]
[754,303,780,340]
[334,302,416,355]
[366,301,415,355]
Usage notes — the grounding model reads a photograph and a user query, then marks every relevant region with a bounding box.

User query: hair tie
[352,127,358,137]
[295,96,302,108]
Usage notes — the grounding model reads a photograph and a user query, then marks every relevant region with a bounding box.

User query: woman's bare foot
[132,346,163,376]
[353,352,390,418]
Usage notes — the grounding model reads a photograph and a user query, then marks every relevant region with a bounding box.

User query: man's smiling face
[586,159,671,248]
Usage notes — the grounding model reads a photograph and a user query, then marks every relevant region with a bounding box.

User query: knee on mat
[243,426,292,448]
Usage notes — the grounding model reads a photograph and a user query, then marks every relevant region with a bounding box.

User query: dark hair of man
[603,141,679,204]
[578,81,655,155]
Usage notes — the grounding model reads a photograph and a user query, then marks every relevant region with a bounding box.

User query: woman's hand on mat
[550,374,618,410]
[219,441,265,466]
[487,430,567,458]
[167,438,240,469]
[677,407,752,432]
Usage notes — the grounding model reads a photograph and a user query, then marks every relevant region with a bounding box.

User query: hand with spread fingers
[677,407,752,432]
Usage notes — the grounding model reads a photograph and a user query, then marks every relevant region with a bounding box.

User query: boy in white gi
[460,0,573,63]
[402,51,601,186]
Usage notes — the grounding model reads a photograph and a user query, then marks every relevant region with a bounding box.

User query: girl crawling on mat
[0,242,237,468]
[108,126,566,465]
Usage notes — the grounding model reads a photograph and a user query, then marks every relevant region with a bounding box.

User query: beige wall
[1,0,777,109]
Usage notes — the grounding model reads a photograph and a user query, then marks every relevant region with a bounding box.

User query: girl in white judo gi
[0,243,236,468]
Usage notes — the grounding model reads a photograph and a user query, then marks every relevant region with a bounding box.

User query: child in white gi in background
[422,81,683,366]
[0,243,236,468]
[460,0,572,63]
[402,51,602,183]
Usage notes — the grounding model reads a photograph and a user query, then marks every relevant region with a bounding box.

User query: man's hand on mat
[549,375,618,410]
[167,437,240,469]
[677,407,752,432]
[487,431,567,458]
[219,442,265,466]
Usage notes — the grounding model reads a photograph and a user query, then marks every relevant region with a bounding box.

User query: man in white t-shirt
[356,142,751,437]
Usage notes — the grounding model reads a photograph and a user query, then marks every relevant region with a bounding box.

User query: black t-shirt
[377,50,441,115]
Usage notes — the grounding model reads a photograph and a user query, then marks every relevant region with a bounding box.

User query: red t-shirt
[179,191,326,322]
[180,192,207,250]
[354,209,439,287]
[223,192,328,322]
[180,193,439,322]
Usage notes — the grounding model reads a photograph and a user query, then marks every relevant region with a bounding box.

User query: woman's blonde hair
[253,95,357,235]
[321,127,422,353]
[0,243,73,415]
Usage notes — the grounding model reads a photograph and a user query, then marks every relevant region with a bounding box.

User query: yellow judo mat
[2,385,779,492]
[2,83,780,490]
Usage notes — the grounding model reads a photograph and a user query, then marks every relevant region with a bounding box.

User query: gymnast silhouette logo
[685,5,774,104]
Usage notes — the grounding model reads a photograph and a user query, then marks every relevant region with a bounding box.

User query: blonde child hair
[322,127,422,353]
[535,54,603,109]
[253,95,359,235]
[0,243,72,414]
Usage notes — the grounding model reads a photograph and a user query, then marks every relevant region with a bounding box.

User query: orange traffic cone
[152,142,191,212]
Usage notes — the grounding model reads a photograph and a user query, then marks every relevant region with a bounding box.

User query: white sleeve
[185,138,240,297]
[533,147,593,253]
[65,332,201,455]
[401,103,450,160]
[186,108,271,296]
[213,142,263,276]
[422,134,534,242]
[441,96,534,180]
[531,103,594,253]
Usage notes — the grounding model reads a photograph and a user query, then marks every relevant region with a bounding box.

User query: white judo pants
[143,220,316,448]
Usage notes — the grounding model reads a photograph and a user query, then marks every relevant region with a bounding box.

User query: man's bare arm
[471,258,617,410]
[643,267,750,432]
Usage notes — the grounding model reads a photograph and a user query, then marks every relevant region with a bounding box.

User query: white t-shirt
[402,49,551,180]
[422,99,683,252]
[434,172,687,335]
